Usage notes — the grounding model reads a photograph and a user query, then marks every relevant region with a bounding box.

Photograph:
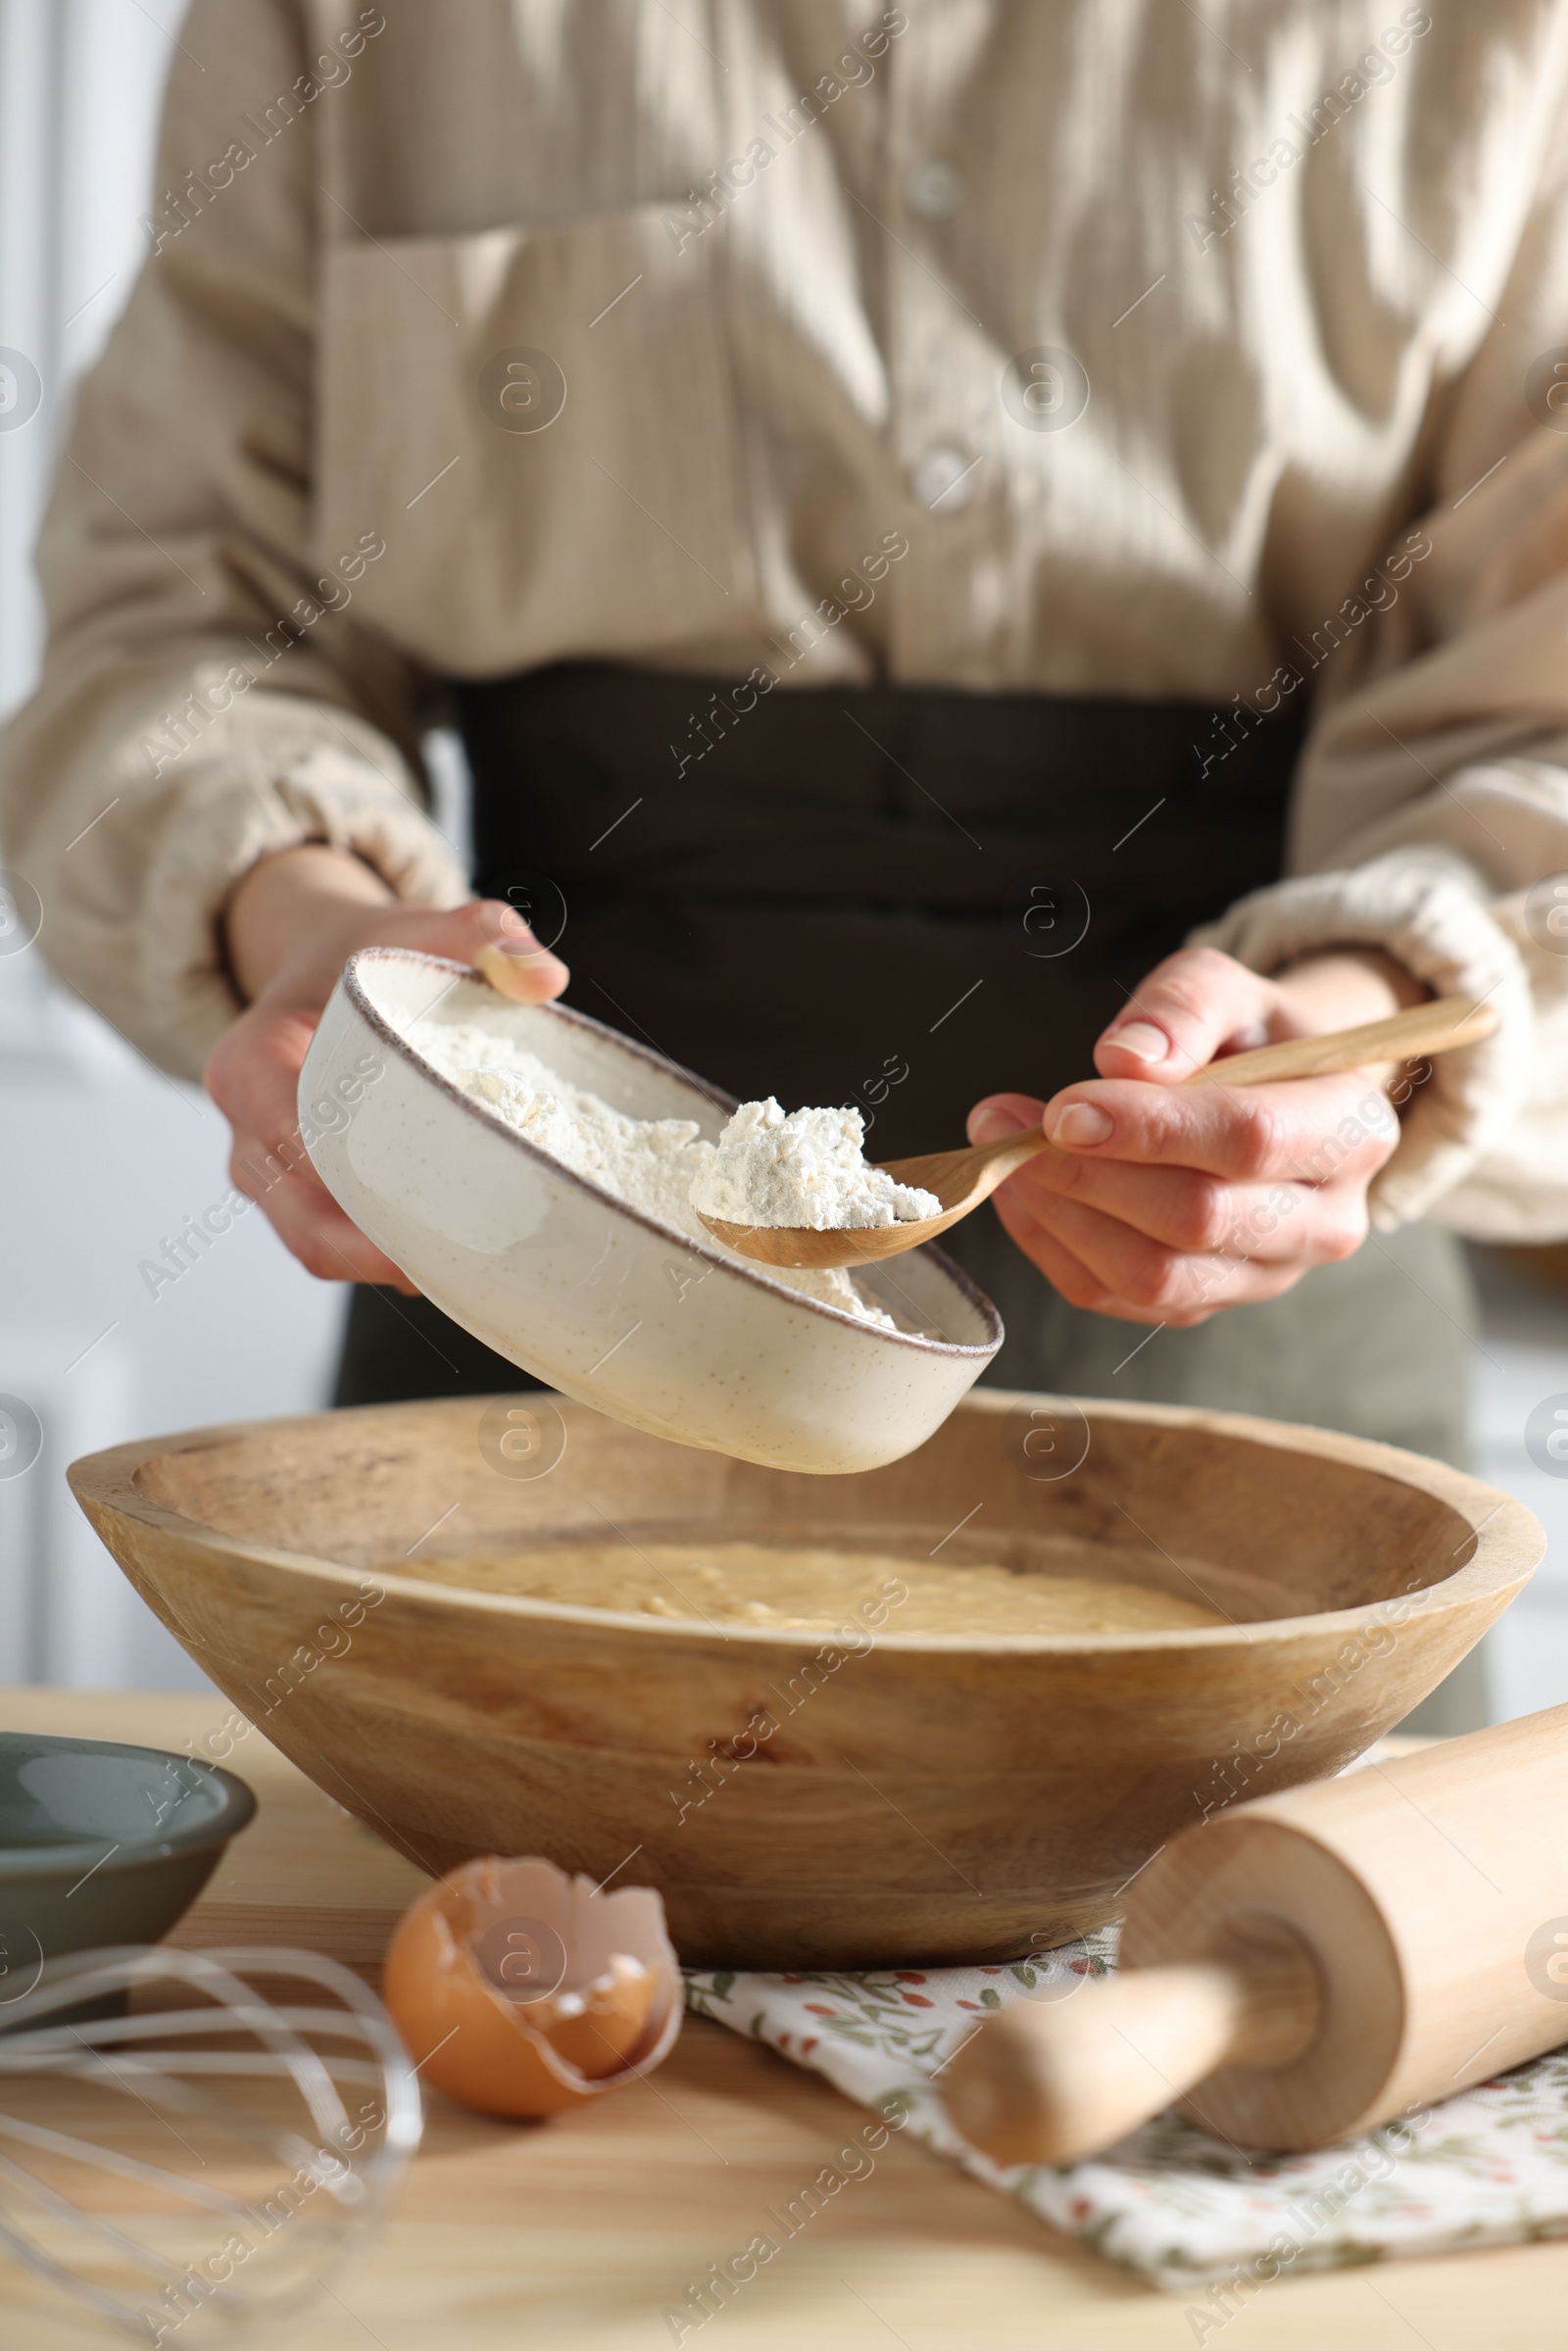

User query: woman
[4,0,1567,1466]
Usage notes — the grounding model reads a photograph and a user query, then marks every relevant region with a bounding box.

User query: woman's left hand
[967,946,1425,1327]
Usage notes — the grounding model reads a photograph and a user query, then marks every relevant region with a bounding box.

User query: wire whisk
[0,1943,421,2342]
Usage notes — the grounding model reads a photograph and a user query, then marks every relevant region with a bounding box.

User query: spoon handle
[880,999,1494,1205]
[1180,995,1496,1089]
[956,998,1492,1175]
[873,1126,1054,1212]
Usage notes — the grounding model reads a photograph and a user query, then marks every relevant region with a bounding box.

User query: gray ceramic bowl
[0,1733,255,2016]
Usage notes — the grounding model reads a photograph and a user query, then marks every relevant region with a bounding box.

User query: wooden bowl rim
[340,948,1004,1358]
[66,1394,1544,1658]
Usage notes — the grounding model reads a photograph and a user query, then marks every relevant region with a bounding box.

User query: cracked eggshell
[382,1855,683,2119]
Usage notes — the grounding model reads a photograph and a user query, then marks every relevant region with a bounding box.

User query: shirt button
[910,445,979,513]
[906,158,965,219]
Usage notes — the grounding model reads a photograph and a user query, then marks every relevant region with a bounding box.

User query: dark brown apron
[335,665,1473,1465]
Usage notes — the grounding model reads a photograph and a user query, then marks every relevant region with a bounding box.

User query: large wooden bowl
[69,1394,1542,1968]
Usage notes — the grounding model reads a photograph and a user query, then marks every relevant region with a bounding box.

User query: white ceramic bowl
[298,950,1001,1473]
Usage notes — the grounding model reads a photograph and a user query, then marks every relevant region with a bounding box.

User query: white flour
[406,1019,901,1329]
[689,1099,939,1230]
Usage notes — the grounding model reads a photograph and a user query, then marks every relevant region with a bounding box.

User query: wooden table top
[3,1687,1564,2350]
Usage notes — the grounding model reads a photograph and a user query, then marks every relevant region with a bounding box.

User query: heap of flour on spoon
[406,1021,937,1329]
[689,1099,938,1230]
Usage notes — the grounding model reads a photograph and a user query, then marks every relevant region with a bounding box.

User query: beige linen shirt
[7,0,1568,1232]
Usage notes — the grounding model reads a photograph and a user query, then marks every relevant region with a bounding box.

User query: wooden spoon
[696,995,1498,1270]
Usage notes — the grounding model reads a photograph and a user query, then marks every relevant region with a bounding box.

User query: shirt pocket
[315,204,750,676]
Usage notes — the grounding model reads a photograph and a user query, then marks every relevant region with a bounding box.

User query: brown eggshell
[382,1855,682,2119]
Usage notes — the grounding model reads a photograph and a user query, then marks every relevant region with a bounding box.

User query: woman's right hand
[204,845,568,1289]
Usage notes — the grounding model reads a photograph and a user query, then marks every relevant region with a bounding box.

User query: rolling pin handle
[942,1935,1320,2169]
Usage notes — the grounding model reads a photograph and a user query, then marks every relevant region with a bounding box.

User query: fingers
[437,901,569,1003]
[1038,1184,1358,1313]
[265,895,571,1015]
[992,1179,1335,1326]
[206,1004,320,1157]
[205,887,568,1296]
[989,1181,1237,1324]
[208,1003,416,1288]
[1093,947,1286,1085]
[1006,1151,1364,1265]
[1039,1065,1398,1185]
[987,1188,1126,1317]
[968,1092,1046,1147]
[969,947,1400,1325]
[1004,1060,1390,1317]
[968,1076,1381,1322]
[474,939,564,1002]
[230,1138,416,1290]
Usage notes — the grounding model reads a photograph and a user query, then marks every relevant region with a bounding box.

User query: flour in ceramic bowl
[405,1019,904,1329]
[690,1099,939,1231]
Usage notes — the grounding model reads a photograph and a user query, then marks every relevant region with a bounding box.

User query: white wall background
[1468,1251,1568,1720]
[0,0,344,1690]
[3,2,1568,1714]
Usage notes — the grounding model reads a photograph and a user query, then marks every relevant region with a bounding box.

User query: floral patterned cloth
[685,1933,1568,2295]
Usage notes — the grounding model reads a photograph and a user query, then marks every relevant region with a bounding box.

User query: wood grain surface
[66,1393,1543,1969]
[948,1703,1568,2161]
[0,1689,1563,2349]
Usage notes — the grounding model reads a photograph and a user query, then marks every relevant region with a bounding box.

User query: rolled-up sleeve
[1198,108,1568,1241]
[0,0,466,1080]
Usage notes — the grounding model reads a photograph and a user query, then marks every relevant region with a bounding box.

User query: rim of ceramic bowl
[71,1396,1544,1658]
[0,1734,257,1878]
[339,947,1004,1360]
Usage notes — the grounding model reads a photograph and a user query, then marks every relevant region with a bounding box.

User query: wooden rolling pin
[943,1703,1568,2160]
